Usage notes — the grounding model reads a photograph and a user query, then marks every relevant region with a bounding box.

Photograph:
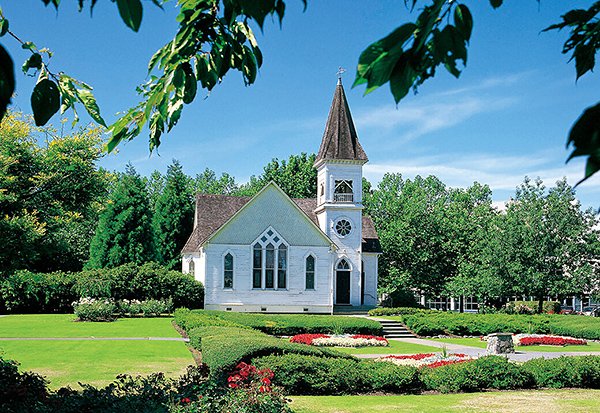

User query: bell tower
[314,76,368,305]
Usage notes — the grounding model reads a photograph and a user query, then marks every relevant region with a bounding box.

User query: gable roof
[315,80,368,165]
[181,189,382,254]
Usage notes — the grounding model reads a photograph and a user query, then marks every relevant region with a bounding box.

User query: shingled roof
[315,79,368,164]
[181,193,382,254]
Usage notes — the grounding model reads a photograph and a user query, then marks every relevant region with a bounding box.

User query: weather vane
[336,66,347,84]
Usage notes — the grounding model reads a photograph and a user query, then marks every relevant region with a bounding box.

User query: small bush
[73,297,117,321]
[253,353,421,395]
[420,356,533,393]
[523,356,600,389]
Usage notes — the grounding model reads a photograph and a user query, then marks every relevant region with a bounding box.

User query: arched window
[265,243,275,289]
[337,259,350,270]
[305,255,315,290]
[334,180,353,202]
[253,243,262,289]
[252,229,288,290]
[224,253,233,289]
[188,259,195,275]
[278,244,287,289]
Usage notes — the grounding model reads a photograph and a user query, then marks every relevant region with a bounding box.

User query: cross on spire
[336,66,347,85]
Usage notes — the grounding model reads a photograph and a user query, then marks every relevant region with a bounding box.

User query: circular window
[335,219,352,237]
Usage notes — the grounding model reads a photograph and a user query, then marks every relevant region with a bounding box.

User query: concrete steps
[377,319,415,338]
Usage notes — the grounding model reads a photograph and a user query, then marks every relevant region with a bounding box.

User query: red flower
[290,334,329,345]
[182,398,191,403]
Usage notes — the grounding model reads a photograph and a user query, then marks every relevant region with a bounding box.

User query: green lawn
[0,339,194,389]
[430,337,600,352]
[290,389,600,413]
[0,314,179,338]
[0,315,193,389]
[332,339,439,355]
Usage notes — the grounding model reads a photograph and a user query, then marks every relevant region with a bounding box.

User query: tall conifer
[87,164,159,268]
[152,160,194,270]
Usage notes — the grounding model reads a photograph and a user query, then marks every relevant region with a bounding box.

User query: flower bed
[290,333,389,347]
[376,352,473,368]
[515,335,587,347]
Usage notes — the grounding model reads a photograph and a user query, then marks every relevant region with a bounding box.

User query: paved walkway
[354,336,600,362]
[0,337,189,342]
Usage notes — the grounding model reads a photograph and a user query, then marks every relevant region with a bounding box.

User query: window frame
[251,228,289,291]
[223,251,234,290]
[305,254,316,290]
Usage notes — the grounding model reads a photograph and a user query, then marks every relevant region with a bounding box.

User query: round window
[335,219,352,237]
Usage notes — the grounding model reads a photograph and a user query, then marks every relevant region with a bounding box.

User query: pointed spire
[315,79,368,165]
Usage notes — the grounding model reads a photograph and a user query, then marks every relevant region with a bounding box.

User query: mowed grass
[430,337,600,352]
[0,339,194,389]
[333,339,439,355]
[0,314,179,338]
[290,389,600,413]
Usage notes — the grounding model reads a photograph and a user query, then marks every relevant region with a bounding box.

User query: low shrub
[140,298,173,317]
[420,356,534,393]
[188,326,353,379]
[502,301,561,314]
[0,263,203,314]
[73,297,117,322]
[179,309,382,336]
[368,307,432,317]
[0,355,293,412]
[253,353,421,395]
[523,356,600,389]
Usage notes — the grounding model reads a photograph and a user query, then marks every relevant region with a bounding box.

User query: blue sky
[4,1,600,209]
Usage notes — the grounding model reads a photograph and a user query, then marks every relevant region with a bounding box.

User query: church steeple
[314,79,368,167]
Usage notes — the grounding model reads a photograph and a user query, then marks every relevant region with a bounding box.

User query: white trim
[251,227,289,291]
[303,251,317,291]
[332,216,354,238]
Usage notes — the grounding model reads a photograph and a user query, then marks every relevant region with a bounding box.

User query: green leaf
[182,63,196,104]
[116,0,143,32]
[454,4,473,43]
[107,126,128,153]
[22,53,43,74]
[390,54,416,103]
[76,88,107,127]
[237,0,277,30]
[31,78,60,126]
[354,23,416,88]
[0,19,9,37]
[566,101,600,184]
[0,44,15,124]
[574,43,595,80]
[489,0,503,8]
[21,42,36,50]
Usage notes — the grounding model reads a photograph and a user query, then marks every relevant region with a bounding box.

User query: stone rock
[486,332,515,355]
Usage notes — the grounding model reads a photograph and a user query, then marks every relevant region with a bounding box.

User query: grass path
[0,314,179,338]
[290,389,600,412]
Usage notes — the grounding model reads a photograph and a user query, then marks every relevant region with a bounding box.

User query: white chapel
[181,79,382,313]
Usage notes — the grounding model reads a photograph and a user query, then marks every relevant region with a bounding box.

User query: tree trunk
[459,296,464,313]
[538,295,544,314]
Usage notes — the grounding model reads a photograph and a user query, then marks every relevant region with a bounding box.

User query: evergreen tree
[87,164,159,269]
[153,160,194,270]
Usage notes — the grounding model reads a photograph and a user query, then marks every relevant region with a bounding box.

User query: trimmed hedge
[368,307,434,317]
[253,353,421,395]
[177,309,383,336]
[187,325,353,379]
[0,262,204,313]
[420,356,534,393]
[523,356,600,388]
[397,311,600,340]
[253,353,600,395]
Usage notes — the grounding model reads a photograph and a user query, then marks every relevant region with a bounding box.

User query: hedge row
[397,312,600,340]
[368,307,434,317]
[0,262,204,313]
[253,353,600,395]
[177,309,383,336]
[186,325,353,379]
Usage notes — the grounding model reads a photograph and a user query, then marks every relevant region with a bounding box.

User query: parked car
[581,306,599,317]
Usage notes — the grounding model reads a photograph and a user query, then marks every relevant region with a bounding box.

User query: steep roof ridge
[315,81,368,163]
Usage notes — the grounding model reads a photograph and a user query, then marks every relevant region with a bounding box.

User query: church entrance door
[336,270,350,304]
